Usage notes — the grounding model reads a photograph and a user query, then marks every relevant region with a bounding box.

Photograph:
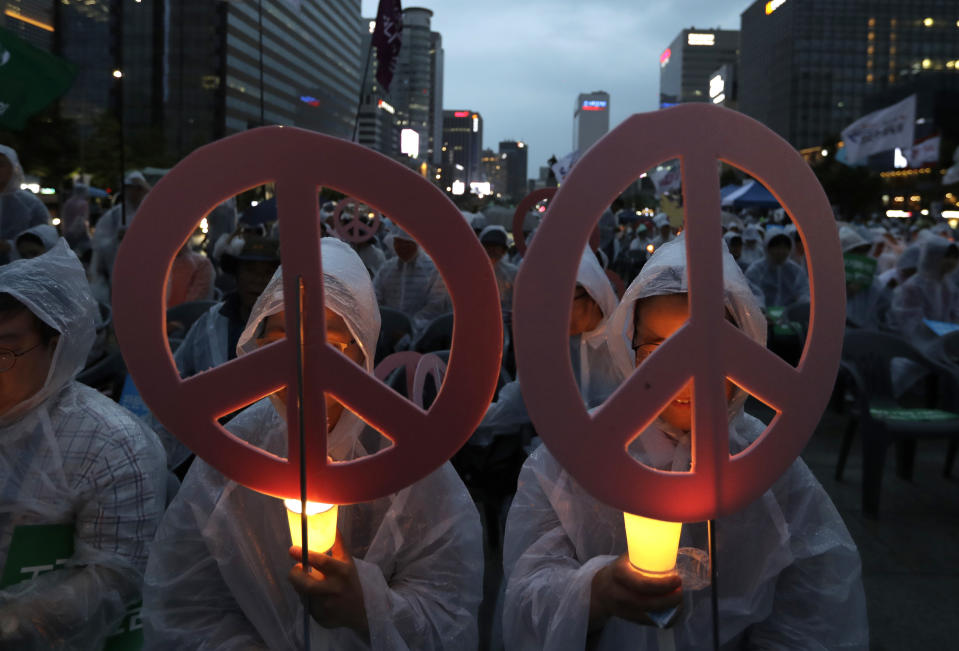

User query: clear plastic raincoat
[890,238,959,339]
[0,241,167,649]
[503,236,867,650]
[477,248,620,444]
[0,146,49,258]
[744,230,809,308]
[143,238,483,650]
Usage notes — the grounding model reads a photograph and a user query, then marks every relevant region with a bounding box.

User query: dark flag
[371,0,403,93]
[0,27,76,130]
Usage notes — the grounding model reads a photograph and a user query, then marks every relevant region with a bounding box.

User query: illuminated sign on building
[377,99,395,114]
[300,96,320,107]
[687,33,715,46]
[581,100,608,111]
[660,48,671,67]
[709,75,724,99]
[472,114,479,133]
[453,110,470,118]
[765,0,787,15]
[400,128,420,158]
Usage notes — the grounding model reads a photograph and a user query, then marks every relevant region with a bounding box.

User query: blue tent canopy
[720,183,741,198]
[721,180,780,209]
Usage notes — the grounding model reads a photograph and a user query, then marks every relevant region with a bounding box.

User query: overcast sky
[360,0,752,178]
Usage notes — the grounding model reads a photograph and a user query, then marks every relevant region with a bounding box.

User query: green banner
[1,524,143,650]
[843,253,878,288]
[0,27,77,130]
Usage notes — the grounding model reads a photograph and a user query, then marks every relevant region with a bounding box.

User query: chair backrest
[376,307,413,363]
[414,312,454,353]
[842,330,936,405]
[785,301,810,326]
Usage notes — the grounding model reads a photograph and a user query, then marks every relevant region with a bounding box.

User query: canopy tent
[721,180,780,209]
[720,183,741,198]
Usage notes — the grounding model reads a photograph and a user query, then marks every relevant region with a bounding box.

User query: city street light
[112,69,123,79]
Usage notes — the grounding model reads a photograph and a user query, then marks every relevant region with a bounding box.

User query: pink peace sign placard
[112,126,503,505]
[513,104,845,522]
[511,187,600,255]
[511,188,555,255]
[332,198,381,244]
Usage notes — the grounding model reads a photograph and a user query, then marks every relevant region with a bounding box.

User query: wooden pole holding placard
[294,276,310,650]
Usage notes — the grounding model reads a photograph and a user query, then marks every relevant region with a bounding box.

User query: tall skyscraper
[659,29,739,107]
[739,0,959,150]
[498,140,528,202]
[573,91,609,153]
[10,0,364,161]
[1,0,55,50]
[441,109,482,190]
[392,7,442,166]
[357,16,398,156]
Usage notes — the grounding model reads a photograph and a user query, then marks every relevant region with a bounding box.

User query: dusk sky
[360,0,752,178]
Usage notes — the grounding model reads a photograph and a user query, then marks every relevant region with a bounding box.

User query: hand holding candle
[588,554,683,632]
[623,512,682,575]
[288,533,369,640]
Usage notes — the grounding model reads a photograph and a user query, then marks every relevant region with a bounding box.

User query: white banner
[841,95,916,164]
[551,150,580,184]
[649,161,681,197]
[908,136,940,167]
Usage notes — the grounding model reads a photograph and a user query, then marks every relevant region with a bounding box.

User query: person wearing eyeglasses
[143,238,483,650]
[502,236,866,650]
[0,241,167,648]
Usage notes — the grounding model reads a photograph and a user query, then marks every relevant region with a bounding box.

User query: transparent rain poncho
[890,238,959,339]
[503,236,867,650]
[476,248,620,445]
[0,145,49,248]
[0,241,167,649]
[143,238,483,650]
[744,229,809,308]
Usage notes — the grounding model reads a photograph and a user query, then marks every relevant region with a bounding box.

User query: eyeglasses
[255,332,356,354]
[631,339,661,363]
[0,342,42,373]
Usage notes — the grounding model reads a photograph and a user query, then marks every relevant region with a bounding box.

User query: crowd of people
[4,138,958,648]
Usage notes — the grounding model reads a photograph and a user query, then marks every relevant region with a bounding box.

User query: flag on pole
[371,0,403,93]
[840,95,916,165]
[551,150,580,184]
[0,27,77,130]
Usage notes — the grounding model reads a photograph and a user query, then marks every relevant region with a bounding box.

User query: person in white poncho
[0,242,167,649]
[143,238,483,650]
[502,236,867,650]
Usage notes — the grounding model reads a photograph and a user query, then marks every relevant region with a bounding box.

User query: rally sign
[841,95,916,165]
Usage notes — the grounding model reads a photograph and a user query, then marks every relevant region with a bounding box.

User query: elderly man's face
[0,308,58,416]
[0,156,13,189]
[256,307,364,430]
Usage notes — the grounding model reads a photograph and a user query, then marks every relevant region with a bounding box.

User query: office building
[391,7,443,166]
[739,0,959,150]
[573,91,609,153]
[659,29,739,107]
[480,148,504,195]
[441,109,482,190]
[498,140,528,202]
[1,0,55,51]
[5,0,364,160]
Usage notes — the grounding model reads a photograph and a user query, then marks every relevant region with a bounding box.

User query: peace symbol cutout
[513,104,845,522]
[112,126,503,505]
[332,198,381,244]
[511,188,555,255]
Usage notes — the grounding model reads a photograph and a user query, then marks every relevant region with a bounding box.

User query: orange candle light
[285,499,338,553]
[623,512,682,574]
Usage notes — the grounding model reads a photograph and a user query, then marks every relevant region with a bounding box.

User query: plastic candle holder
[623,512,682,575]
[285,499,338,553]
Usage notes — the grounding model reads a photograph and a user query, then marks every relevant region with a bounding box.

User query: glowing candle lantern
[285,499,338,553]
[623,512,682,574]
[646,243,655,254]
